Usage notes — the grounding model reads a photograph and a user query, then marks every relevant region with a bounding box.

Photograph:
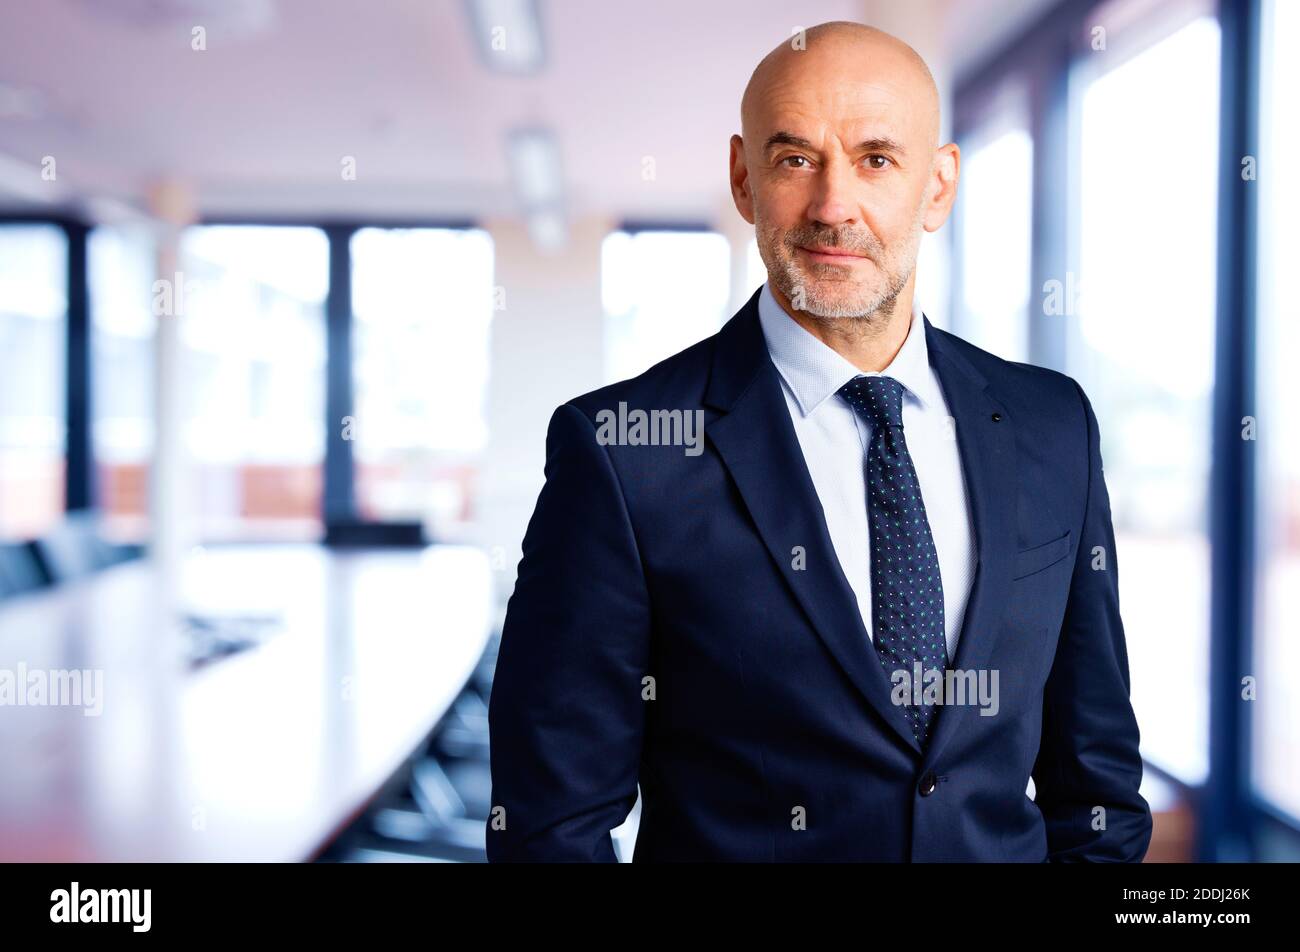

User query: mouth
[798,245,869,265]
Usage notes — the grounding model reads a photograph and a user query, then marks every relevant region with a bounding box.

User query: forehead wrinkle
[758,94,919,158]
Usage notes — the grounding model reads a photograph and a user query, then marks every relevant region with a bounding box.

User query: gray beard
[774,255,914,321]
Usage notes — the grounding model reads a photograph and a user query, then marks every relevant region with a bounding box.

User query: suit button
[919,770,937,796]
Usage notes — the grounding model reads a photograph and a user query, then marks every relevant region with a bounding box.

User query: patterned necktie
[838,374,947,749]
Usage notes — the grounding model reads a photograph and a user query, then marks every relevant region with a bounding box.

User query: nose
[805,156,859,227]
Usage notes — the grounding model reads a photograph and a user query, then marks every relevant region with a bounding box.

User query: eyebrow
[762,131,908,156]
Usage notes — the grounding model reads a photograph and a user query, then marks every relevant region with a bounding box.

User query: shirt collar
[756,280,941,418]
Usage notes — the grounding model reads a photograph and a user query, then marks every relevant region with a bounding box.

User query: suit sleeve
[486,402,651,862]
[1032,379,1153,862]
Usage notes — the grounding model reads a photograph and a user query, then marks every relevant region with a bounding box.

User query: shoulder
[559,332,719,429]
[929,325,1104,499]
[929,323,1093,430]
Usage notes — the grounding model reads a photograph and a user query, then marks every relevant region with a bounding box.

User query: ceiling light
[467,0,545,74]
[506,127,563,207]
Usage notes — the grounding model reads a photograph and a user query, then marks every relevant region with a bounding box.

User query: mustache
[784,228,881,259]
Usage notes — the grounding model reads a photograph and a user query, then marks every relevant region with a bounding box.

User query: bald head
[728,20,959,329]
[740,22,940,154]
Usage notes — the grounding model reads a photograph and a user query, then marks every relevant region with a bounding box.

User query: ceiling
[0,0,1058,223]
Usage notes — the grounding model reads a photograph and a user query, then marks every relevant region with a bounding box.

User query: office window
[179,225,328,540]
[0,224,67,540]
[1253,0,1299,821]
[1068,13,1220,783]
[90,224,156,541]
[350,227,494,529]
[955,94,1033,362]
[602,230,730,384]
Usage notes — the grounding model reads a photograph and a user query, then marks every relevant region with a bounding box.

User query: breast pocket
[1012,530,1073,580]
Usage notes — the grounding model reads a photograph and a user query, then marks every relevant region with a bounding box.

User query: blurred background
[0,0,1293,863]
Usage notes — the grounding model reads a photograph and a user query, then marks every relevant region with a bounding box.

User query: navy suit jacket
[487,288,1151,862]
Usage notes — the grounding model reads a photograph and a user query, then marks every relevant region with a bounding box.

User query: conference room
[0,0,1295,868]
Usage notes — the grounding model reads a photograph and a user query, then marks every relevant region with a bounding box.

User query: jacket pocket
[1012,530,1072,580]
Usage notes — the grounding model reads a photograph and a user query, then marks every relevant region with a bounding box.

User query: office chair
[320,601,504,862]
[0,541,51,599]
[32,512,141,584]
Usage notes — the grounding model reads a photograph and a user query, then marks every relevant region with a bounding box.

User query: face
[731,40,958,322]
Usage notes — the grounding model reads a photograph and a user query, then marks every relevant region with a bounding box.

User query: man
[487,21,1151,862]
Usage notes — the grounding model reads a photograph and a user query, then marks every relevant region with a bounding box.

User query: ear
[922,142,960,233]
[729,134,755,224]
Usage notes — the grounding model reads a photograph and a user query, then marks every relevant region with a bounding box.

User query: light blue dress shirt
[756,282,976,662]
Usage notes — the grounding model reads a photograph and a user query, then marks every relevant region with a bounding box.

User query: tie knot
[839,374,905,428]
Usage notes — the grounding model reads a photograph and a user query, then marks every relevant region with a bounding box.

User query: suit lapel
[918,316,1018,767]
[704,295,1020,762]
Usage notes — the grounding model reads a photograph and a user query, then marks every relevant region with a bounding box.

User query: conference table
[0,543,494,861]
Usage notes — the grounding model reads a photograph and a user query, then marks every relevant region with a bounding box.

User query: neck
[770,277,915,374]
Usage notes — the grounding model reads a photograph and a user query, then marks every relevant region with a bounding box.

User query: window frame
[2,212,486,542]
[953,0,1288,858]
[199,216,484,539]
[0,213,89,520]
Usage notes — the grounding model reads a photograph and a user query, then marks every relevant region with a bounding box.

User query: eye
[865,154,893,170]
[780,155,812,170]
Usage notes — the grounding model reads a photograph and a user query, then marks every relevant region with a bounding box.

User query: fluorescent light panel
[468,0,545,73]
[506,128,563,207]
